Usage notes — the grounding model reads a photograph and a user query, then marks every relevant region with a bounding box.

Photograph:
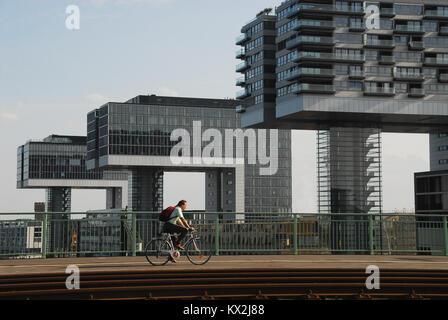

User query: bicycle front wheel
[145,238,171,266]
[186,238,213,265]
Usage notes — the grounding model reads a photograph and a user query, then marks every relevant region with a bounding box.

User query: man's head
[177,200,187,210]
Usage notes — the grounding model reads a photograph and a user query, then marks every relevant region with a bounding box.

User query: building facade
[17,135,129,255]
[87,95,292,215]
[414,170,448,253]
[0,220,42,258]
[17,135,129,212]
[429,132,448,171]
[234,0,448,253]
[237,0,448,132]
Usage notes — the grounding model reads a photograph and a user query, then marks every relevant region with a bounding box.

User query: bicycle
[145,230,213,266]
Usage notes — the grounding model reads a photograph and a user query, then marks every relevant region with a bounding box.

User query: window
[394,4,422,15]
[365,50,377,61]
[424,68,436,78]
[334,17,348,27]
[335,64,348,75]
[335,33,362,44]
[278,20,297,36]
[277,3,299,21]
[423,21,437,32]
[245,37,263,52]
[380,19,393,30]
[349,81,362,90]
[395,82,408,93]
[69,159,81,166]
[439,145,448,151]
[394,36,407,45]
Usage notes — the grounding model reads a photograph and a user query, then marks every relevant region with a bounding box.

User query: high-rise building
[236,0,448,253]
[17,135,129,255]
[86,95,292,216]
[17,135,128,212]
[237,1,448,132]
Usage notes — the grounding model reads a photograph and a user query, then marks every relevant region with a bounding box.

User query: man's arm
[177,217,194,230]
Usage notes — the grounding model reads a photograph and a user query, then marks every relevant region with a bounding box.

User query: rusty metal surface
[0,256,448,299]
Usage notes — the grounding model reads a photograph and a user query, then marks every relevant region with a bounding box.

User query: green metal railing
[1,212,448,259]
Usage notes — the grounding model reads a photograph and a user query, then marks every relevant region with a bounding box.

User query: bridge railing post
[215,214,220,256]
[42,213,47,259]
[444,216,448,257]
[369,214,374,255]
[131,213,137,257]
[294,214,298,255]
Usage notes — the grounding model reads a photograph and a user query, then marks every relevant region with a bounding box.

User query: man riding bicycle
[163,200,195,252]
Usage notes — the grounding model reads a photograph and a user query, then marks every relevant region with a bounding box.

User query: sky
[0,0,429,214]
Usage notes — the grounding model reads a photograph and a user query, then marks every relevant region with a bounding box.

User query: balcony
[292,51,365,64]
[293,19,335,31]
[236,89,251,100]
[235,33,251,46]
[286,36,335,50]
[439,27,448,36]
[235,61,250,73]
[287,4,364,18]
[286,68,335,81]
[394,72,424,82]
[439,74,448,83]
[408,88,426,98]
[364,38,395,49]
[348,70,365,79]
[349,22,365,32]
[380,8,395,17]
[334,5,364,15]
[424,57,448,67]
[408,41,425,51]
[364,87,396,96]
[292,83,336,94]
[236,77,246,87]
[235,48,245,59]
[394,24,424,35]
[333,54,365,63]
[425,10,448,20]
[378,56,395,65]
[288,4,334,17]
[235,105,245,113]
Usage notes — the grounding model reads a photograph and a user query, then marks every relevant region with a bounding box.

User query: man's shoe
[176,244,185,250]
[169,258,177,264]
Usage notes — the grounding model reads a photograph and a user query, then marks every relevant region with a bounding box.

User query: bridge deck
[0,255,447,275]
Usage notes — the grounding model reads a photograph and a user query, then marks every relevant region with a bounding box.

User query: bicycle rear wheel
[185,238,213,265]
[145,238,171,266]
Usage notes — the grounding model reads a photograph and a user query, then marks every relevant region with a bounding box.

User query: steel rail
[1,269,448,300]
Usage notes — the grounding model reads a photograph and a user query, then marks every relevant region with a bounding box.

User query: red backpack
[159,206,175,222]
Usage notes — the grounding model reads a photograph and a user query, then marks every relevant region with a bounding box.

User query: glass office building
[17,135,128,212]
[17,135,129,255]
[87,95,292,215]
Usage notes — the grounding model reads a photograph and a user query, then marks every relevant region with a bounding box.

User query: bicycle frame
[159,231,198,260]
[145,230,210,266]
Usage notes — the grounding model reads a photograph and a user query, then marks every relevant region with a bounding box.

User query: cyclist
[163,200,195,253]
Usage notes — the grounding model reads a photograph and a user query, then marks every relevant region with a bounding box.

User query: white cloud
[157,87,179,97]
[0,112,18,121]
[89,0,175,7]
[85,93,109,104]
